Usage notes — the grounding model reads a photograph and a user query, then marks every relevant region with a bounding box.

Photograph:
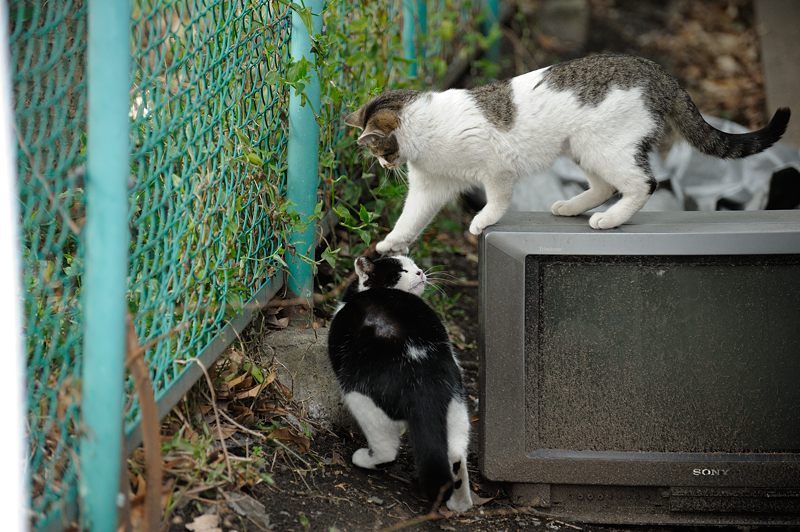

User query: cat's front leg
[468,180,514,236]
[377,175,458,254]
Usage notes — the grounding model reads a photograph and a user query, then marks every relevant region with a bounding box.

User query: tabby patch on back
[345,53,790,255]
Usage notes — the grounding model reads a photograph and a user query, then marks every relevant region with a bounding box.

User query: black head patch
[355,256,404,290]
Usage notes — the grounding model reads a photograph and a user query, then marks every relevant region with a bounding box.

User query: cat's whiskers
[426,271,461,282]
[425,276,456,286]
[424,280,448,298]
[423,277,450,298]
[366,157,378,174]
[425,271,464,286]
[391,165,408,185]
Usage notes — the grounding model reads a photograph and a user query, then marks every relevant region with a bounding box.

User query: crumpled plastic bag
[509,116,800,213]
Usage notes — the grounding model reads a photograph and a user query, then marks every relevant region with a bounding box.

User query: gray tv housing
[479,210,800,526]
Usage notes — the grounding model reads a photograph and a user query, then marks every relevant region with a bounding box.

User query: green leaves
[320,247,339,268]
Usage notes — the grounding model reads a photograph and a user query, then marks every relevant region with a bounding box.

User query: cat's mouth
[410,280,425,293]
[378,156,405,169]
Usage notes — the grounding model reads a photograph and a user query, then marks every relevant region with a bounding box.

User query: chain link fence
[11,1,88,524]
[10,0,496,527]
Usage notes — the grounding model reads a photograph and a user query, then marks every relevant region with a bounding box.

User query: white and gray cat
[345,54,791,254]
[327,256,472,512]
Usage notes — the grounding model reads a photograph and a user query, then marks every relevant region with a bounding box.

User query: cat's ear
[356,124,386,146]
[354,256,374,278]
[344,106,366,129]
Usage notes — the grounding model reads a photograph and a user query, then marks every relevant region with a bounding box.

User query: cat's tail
[407,405,453,506]
[670,90,790,159]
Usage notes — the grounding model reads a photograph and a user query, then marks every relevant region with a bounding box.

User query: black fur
[329,258,466,503]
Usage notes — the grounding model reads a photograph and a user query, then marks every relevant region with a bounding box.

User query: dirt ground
[165,230,627,532]
[145,1,772,530]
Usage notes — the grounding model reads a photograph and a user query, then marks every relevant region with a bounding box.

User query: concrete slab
[264,326,352,428]
[755,0,800,147]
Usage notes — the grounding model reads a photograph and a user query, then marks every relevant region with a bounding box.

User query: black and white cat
[327,255,472,512]
[345,53,791,253]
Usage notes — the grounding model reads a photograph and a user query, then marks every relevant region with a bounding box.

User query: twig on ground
[176,358,233,480]
[381,510,442,531]
[265,297,314,309]
[212,399,313,469]
[381,505,577,532]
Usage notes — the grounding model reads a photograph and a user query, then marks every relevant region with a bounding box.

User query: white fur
[445,397,472,512]
[354,255,426,295]
[363,314,399,338]
[343,393,473,513]
[405,342,428,361]
[392,255,426,295]
[344,392,406,468]
[375,68,659,253]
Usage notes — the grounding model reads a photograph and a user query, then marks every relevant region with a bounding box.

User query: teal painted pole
[80,0,131,529]
[286,0,322,298]
[484,0,500,61]
[418,0,428,67]
[402,0,427,77]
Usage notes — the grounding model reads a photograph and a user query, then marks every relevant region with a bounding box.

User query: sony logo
[692,468,730,476]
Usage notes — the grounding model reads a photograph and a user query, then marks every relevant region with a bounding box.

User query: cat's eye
[401,269,408,273]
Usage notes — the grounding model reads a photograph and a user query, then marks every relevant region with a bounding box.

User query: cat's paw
[468,217,488,236]
[446,492,473,513]
[550,199,580,217]
[352,448,377,469]
[589,211,623,230]
[376,238,409,255]
[469,209,505,235]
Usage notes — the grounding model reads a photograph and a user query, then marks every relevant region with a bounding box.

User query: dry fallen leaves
[185,513,222,532]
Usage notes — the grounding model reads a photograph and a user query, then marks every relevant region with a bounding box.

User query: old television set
[479,210,800,526]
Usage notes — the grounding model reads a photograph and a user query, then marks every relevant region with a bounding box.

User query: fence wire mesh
[127,0,291,425]
[10,0,87,523]
[12,0,290,525]
[11,0,488,526]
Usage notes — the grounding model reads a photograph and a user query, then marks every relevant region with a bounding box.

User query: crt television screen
[524,255,800,454]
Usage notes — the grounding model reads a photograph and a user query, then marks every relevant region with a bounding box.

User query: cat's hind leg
[572,140,657,229]
[344,392,404,469]
[550,171,616,217]
[445,397,473,512]
[588,159,655,229]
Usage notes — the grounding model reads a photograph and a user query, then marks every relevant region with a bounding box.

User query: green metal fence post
[286,0,323,298]
[484,0,500,61]
[402,0,427,77]
[79,0,131,529]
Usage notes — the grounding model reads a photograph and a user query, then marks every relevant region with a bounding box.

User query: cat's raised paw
[376,238,409,255]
